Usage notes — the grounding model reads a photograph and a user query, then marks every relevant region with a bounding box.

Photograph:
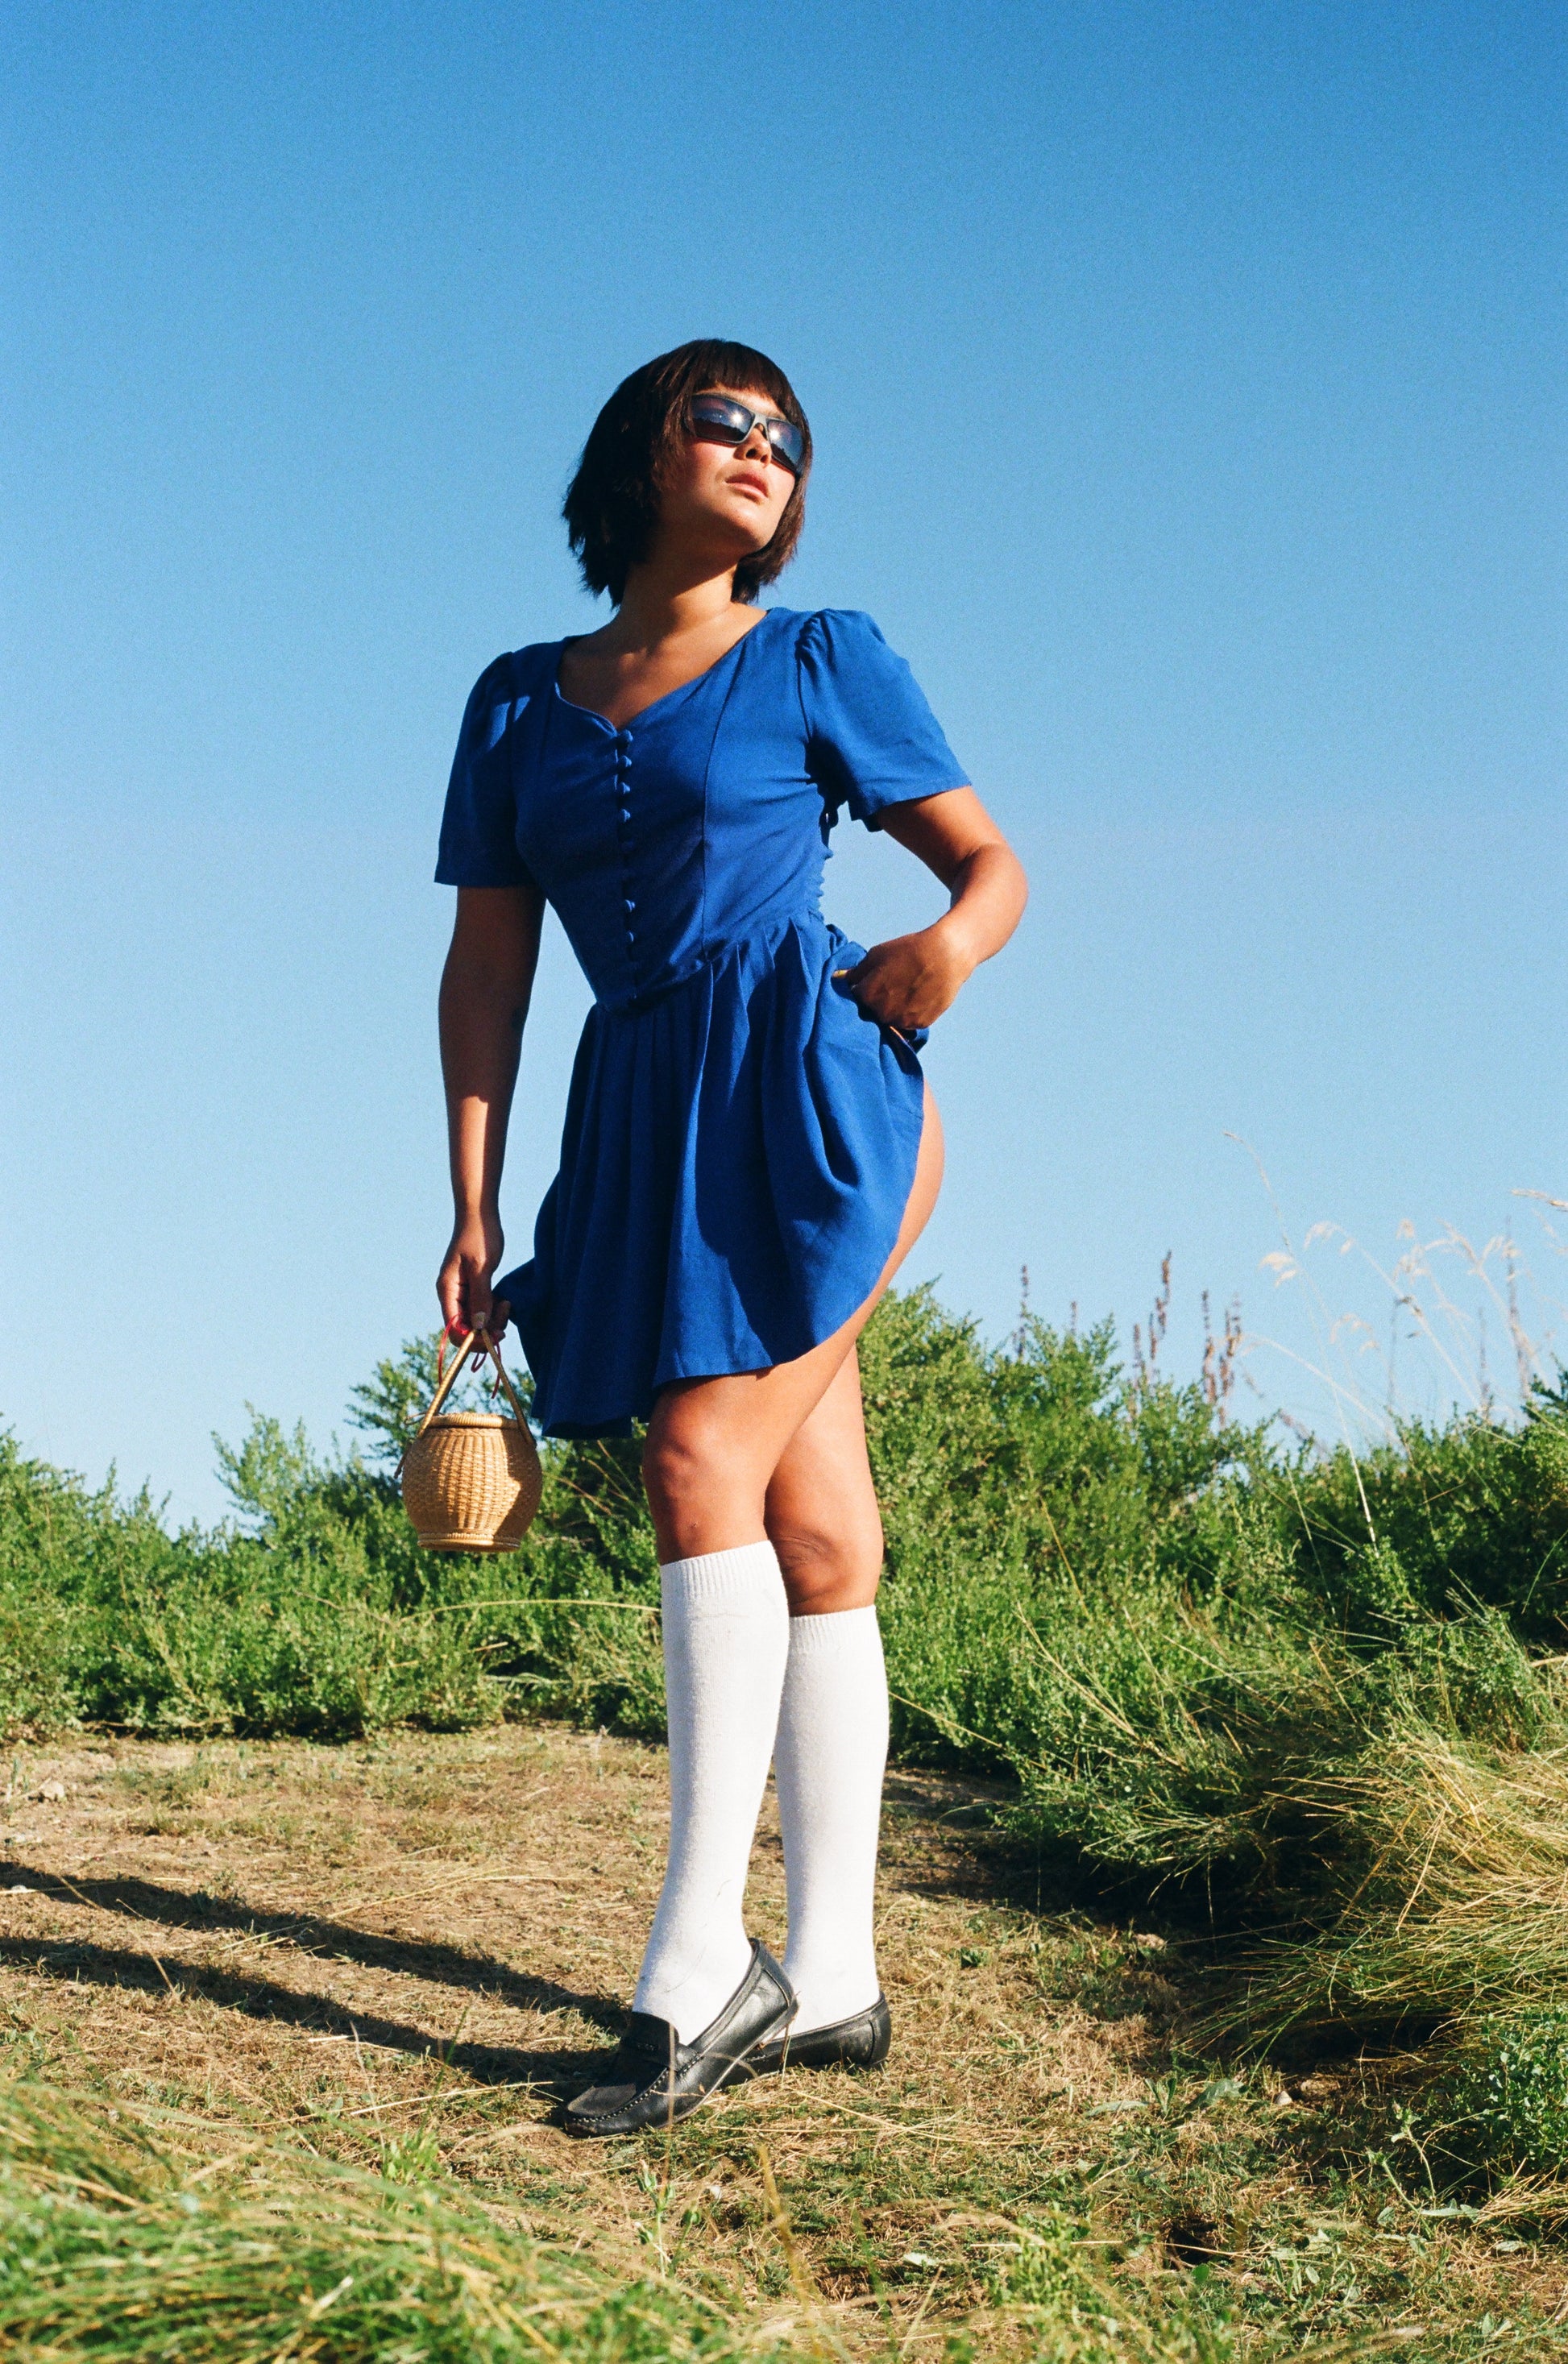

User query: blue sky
[3,1,1564,1520]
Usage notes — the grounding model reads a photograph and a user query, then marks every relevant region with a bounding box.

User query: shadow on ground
[0,1855,621,2094]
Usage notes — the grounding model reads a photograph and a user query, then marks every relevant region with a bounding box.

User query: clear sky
[3,1,1564,1522]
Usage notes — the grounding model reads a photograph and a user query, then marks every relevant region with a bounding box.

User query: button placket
[616,731,637,947]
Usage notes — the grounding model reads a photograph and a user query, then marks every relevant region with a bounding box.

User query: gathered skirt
[496,913,927,1436]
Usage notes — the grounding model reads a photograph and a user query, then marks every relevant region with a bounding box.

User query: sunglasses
[687,394,806,478]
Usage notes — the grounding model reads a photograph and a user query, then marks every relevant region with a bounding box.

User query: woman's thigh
[642,1085,944,1562]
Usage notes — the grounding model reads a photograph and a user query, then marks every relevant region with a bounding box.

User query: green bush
[0,1337,666,1744]
[1437,2010,1568,2183]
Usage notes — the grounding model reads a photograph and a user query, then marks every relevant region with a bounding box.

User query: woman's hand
[438,1211,508,1342]
[848,790,1028,1034]
[839,920,974,1034]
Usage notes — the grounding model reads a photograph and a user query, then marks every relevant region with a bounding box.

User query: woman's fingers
[438,1213,506,1341]
[437,1267,466,1334]
[438,1271,483,1342]
[840,934,961,1031]
[456,1271,492,1346]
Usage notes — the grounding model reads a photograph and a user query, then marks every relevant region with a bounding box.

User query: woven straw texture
[401,1412,543,1553]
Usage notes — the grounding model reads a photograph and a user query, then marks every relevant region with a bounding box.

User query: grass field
[4,1723,1564,2358]
[2,1288,1568,2355]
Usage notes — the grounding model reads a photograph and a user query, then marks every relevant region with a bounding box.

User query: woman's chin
[653,502,781,580]
[705,496,783,552]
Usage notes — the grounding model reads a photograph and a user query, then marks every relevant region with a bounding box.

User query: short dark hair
[563,340,811,606]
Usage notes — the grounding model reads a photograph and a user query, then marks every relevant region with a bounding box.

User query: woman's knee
[640,1425,703,1527]
[641,1409,762,1546]
[769,1510,883,1615]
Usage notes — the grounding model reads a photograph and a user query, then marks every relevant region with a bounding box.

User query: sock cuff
[659,1541,782,1606]
[786,1602,883,1657]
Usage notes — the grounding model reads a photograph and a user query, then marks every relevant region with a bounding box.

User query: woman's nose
[741,425,770,462]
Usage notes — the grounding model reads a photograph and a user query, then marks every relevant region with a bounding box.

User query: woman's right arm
[437,882,545,1340]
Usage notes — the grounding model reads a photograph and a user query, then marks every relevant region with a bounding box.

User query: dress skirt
[498,914,927,1437]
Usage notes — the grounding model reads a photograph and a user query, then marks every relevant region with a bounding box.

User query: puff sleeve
[797,609,969,830]
[434,652,536,889]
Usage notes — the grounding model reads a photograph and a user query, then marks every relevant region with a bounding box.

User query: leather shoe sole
[743,1993,890,2077]
[564,1939,795,2136]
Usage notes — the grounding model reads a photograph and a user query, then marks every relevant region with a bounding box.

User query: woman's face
[654,385,799,573]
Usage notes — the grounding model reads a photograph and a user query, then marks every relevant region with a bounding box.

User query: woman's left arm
[840,788,1027,1034]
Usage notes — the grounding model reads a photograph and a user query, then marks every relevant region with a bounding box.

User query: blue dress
[436,606,969,1436]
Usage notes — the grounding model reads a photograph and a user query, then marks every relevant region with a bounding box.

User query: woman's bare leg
[641,1087,944,1555]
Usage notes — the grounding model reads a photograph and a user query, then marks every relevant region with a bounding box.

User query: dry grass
[1212,1731,1568,2048]
[0,2077,802,2362]
[0,1726,1562,2354]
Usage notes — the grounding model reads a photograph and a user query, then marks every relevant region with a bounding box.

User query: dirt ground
[0,1724,1560,2351]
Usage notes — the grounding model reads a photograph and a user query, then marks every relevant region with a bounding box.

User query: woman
[435,340,1026,2135]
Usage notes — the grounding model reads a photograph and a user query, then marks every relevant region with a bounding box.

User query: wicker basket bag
[400,1325,542,1552]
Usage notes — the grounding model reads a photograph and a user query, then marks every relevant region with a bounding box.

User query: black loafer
[745,1993,890,2077]
[564,1939,795,2136]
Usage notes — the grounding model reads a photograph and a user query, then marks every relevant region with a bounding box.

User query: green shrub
[1438,2010,1568,2182]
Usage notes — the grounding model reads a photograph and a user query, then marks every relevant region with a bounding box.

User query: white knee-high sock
[772,1603,889,2034]
[633,1542,790,2043]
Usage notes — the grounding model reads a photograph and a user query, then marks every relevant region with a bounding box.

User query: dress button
[624,897,636,914]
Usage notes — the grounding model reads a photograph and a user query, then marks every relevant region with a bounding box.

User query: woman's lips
[727,469,770,497]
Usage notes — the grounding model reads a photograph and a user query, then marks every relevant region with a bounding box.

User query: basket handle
[406,1318,529,1451]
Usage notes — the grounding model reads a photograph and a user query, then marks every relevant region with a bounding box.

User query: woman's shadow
[0,1858,620,2099]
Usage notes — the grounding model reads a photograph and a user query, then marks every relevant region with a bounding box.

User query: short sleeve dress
[436,606,969,1436]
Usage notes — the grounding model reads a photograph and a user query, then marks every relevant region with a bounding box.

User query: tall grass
[0,2080,1252,2364]
[0,2080,791,2362]
[1206,1723,1568,2039]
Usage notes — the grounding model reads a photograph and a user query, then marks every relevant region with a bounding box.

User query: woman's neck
[602,557,749,653]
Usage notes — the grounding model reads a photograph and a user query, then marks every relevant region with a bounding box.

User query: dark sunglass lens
[689,397,750,443]
[765,420,805,474]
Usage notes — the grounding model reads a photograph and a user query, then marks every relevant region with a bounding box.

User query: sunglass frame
[687,395,806,477]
